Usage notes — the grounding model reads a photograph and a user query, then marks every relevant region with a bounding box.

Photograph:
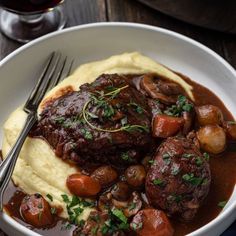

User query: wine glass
[0,0,66,43]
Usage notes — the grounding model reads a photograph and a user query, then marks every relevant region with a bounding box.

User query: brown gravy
[2,76,236,236]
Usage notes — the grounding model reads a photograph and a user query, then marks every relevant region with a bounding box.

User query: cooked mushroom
[140,74,176,104]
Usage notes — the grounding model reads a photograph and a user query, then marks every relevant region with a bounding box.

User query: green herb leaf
[182,173,203,186]
[153,178,165,187]
[164,95,193,117]
[69,196,80,208]
[80,128,93,140]
[111,209,128,223]
[128,202,136,211]
[130,222,143,231]
[129,102,144,114]
[148,160,154,165]
[91,226,98,235]
[171,165,180,175]
[46,194,53,202]
[163,153,171,164]
[61,194,70,204]
[182,153,195,159]
[54,116,66,124]
[61,223,73,230]
[51,207,57,215]
[195,157,203,166]
[121,152,131,161]
[218,201,227,208]
[167,194,182,203]
[203,152,210,161]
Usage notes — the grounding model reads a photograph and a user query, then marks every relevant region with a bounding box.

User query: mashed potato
[2,52,193,219]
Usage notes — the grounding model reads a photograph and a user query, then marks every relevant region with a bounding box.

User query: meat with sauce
[32,74,152,166]
[145,136,211,221]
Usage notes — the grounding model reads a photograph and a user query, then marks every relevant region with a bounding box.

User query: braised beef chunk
[145,136,211,221]
[32,74,152,165]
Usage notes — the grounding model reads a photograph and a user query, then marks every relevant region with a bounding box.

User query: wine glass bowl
[0,0,66,43]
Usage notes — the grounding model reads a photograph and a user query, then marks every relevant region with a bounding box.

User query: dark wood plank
[64,0,107,26]
[137,0,236,34]
[106,0,236,68]
[0,0,107,60]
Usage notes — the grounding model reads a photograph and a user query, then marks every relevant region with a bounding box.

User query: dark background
[0,0,235,235]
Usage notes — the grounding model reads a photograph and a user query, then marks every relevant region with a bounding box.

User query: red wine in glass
[0,0,64,13]
[0,0,66,42]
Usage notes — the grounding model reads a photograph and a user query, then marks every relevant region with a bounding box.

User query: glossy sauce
[2,75,236,236]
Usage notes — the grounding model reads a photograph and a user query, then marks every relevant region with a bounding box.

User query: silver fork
[0,52,73,211]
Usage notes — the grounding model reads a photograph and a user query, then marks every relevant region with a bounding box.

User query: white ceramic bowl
[0,22,235,236]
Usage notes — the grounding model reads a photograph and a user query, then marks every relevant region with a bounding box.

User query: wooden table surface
[0,0,235,235]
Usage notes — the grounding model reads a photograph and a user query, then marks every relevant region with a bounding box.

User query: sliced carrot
[67,174,101,197]
[152,114,184,138]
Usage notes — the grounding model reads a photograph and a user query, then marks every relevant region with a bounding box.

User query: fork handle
[0,112,37,211]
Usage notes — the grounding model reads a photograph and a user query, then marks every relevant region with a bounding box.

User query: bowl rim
[0,22,235,236]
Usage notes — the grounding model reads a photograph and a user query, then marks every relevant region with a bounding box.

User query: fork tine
[24,52,73,114]
[64,59,74,78]
[24,52,56,110]
[49,58,74,89]
[32,52,62,106]
[48,56,67,89]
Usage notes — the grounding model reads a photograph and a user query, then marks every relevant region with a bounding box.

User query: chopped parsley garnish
[54,116,66,124]
[218,201,227,208]
[202,178,209,185]
[163,153,171,159]
[167,194,182,203]
[61,194,70,204]
[130,222,143,231]
[163,153,171,164]
[128,202,136,211]
[61,194,94,225]
[153,178,165,187]
[91,226,98,234]
[182,153,195,159]
[164,95,193,117]
[46,194,53,202]
[148,160,154,165]
[80,128,93,140]
[182,173,203,186]
[121,152,131,161]
[195,157,203,166]
[128,102,144,114]
[103,104,115,118]
[51,207,57,215]
[100,209,129,234]
[111,209,127,224]
[171,165,180,175]
[89,214,101,223]
[203,152,210,161]
[61,223,72,230]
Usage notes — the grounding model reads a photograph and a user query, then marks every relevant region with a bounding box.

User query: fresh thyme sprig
[81,85,149,133]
